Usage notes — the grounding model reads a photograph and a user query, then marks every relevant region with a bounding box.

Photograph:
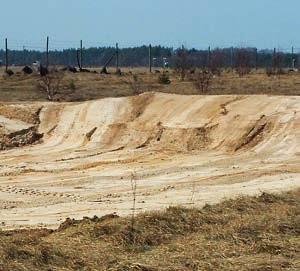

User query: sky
[1,0,299,50]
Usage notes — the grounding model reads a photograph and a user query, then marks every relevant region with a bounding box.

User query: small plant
[129,172,137,246]
[192,69,213,93]
[190,181,196,205]
[266,67,273,77]
[129,74,142,95]
[158,72,171,84]
[68,79,76,90]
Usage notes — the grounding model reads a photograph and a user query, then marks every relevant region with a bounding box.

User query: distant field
[0,66,299,102]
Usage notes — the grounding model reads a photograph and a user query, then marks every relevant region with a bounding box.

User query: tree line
[0,46,296,69]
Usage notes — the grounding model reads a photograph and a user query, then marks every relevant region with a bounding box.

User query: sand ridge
[0,92,299,229]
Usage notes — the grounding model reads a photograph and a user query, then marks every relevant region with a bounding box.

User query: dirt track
[0,92,299,229]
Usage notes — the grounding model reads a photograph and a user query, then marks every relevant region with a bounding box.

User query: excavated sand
[0,92,299,229]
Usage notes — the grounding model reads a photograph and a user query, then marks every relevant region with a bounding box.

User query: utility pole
[46,36,49,68]
[5,38,8,72]
[116,42,119,71]
[149,44,152,73]
[80,40,83,69]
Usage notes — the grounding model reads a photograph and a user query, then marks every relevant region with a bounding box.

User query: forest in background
[0,46,296,68]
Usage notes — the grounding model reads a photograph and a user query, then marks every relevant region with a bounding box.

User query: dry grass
[0,67,299,102]
[0,189,299,271]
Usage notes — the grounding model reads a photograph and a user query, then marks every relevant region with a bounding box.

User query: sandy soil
[0,115,32,134]
[0,92,299,229]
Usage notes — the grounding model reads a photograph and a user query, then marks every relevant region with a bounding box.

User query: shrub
[193,69,213,93]
[173,47,193,81]
[129,74,142,95]
[69,79,76,90]
[158,72,171,84]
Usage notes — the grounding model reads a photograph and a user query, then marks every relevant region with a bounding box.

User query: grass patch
[0,68,300,102]
[0,189,299,270]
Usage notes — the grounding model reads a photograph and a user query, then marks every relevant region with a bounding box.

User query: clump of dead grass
[0,189,299,271]
[1,68,300,103]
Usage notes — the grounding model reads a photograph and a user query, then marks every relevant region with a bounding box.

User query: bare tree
[38,70,64,101]
[266,51,285,78]
[235,48,252,76]
[272,51,284,74]
[192,69,213,93]
[173,47,193,81]
[210,49,225,76]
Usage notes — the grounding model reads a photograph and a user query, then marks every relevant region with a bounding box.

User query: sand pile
[0,93,299,229]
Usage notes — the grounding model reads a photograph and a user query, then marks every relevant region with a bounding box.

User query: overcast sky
[1,0,299,50]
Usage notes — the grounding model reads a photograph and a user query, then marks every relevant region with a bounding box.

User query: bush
[129,74,142,95]
[68,80,76,90]
[158,72,171,84]
[192,69,213,93]
[173,47,193,81]
[266,67,273,77]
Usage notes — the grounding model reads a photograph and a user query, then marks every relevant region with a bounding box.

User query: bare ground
[0,92,299,229]
[0,189,299,271]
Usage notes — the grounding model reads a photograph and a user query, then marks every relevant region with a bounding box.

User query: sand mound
[33,93,298,154]
[0,92,299,229]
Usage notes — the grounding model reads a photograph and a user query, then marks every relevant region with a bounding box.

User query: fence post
[292,46,295,69]
[5,38,8,72]
[255,48,258,70]
[23,46,26,66]
[116,42,119,71]
[80,40,83,69]
[230,46,233,70]
[207,46,211,68]
[46,36,49,68]
[149,44,152,73]
[272,48,276,70]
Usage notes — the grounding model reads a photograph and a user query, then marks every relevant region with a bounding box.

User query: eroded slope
[0,93,299,229]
